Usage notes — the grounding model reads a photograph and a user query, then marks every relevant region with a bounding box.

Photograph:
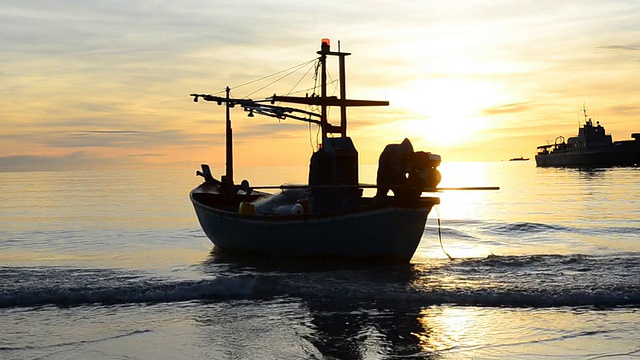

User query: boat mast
[338,41,348,136]
[225,86,233,184]
[319,40,328,140]
[317,38,351,140]
[269,39,388,142]
[192,39,389,177]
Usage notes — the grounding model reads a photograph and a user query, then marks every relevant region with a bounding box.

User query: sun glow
[391,79,503,148]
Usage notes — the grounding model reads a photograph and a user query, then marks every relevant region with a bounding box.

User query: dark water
[1,163,639,359]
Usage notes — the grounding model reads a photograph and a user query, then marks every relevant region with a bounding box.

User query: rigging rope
[205,58,318,98]
[286,61,317,96]
[244,66,309,99]
[242,59,318,99]
[434,206,454,261]
[201,55,341,151]
[237,58,317,91]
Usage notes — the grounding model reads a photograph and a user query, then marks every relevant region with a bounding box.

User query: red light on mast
[321,38,331,52]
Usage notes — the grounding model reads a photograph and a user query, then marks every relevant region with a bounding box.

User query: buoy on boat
[238,202,256,215]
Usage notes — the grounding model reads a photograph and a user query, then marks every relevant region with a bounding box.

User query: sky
[2,0,639,172]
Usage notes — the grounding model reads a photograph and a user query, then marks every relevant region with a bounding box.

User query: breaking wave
[2,254,639,309]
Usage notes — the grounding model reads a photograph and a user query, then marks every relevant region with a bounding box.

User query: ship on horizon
[535,106,640,167]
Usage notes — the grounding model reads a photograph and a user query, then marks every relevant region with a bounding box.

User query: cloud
[127,153,166,158]
[600,45,640,51]
[608,105,640,114]
[0,128,195,149]
[482,103,536,116]
[2,0,640,168]
[0,153,131,172]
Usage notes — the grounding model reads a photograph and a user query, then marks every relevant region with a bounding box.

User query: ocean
[1,161,638,359]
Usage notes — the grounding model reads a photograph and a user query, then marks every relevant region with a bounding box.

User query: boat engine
[408,150,442,193]
[376,138,441,201]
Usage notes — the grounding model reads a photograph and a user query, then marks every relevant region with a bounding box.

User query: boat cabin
[569,118,613,150]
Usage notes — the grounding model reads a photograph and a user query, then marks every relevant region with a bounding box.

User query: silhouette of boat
[509,157,529,161]
[188,39,495,262]
[535,106,640,167]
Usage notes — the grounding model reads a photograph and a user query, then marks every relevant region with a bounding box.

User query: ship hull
[536,145,640,167]
[190,186,438,262]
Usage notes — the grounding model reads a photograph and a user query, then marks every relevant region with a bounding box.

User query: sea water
[1,162,638,359]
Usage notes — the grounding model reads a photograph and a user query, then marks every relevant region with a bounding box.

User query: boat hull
[535,146,640,167]
[190,190,438,262]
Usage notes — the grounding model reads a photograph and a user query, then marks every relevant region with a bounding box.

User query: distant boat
[188,39,497,262]
[535,106,640,167]
[509,157,529,161]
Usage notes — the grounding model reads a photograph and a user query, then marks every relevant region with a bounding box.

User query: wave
[0,330,151,351]
[424,224,479,241]
[0,267,259,309]
[485,222,569,234]
[582,226,640,236]
[455,253,587,267]
[1,258,639,309]
[1,273,637,309]
[478,220,640,238]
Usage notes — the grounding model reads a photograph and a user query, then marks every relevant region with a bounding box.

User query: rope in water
[434,206,454,261]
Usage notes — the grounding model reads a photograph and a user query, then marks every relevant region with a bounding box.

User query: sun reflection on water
[436,162,499,220]
[412,306,485,354]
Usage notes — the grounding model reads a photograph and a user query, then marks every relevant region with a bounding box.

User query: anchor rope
[434,206,454,261]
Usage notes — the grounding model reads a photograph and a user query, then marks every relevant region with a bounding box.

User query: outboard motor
[375,138,441,201]
[407,151,441,195]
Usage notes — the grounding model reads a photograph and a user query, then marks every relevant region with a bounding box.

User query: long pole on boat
[225,86,233,183]
[338,42,347,137]
[319,41,328,142]
[246,184,500,191]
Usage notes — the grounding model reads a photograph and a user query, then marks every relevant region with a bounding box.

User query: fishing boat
[189,39,493,262]
[535,106,640,167]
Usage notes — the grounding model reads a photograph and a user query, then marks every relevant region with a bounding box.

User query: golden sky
[1,1,639,171]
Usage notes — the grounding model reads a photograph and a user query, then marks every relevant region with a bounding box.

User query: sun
[391,78,501,148]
